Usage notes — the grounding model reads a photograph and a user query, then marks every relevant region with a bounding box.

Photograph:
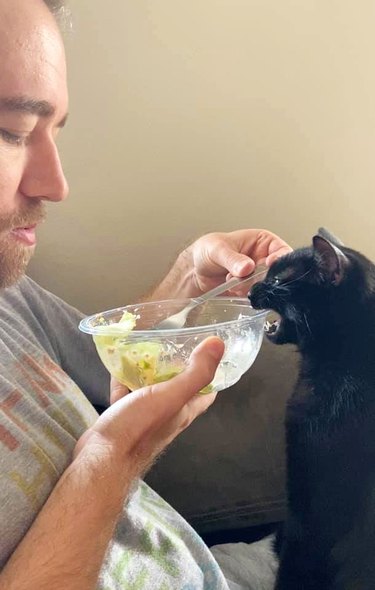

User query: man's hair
[43,0,71,30]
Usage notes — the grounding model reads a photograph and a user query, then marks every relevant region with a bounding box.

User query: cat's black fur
[250,233,375,590]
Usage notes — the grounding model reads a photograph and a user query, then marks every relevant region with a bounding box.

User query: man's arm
[0,444,130,590]
[0,338,223,590]
[147,247,200,300]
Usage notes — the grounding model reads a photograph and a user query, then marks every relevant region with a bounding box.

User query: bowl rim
[79,297,269,338]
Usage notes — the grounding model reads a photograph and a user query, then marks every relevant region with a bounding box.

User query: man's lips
[10,225,37,246]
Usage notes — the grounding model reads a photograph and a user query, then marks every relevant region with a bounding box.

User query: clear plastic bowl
[79,298,268,393]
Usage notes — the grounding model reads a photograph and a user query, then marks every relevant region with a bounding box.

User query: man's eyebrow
[0,96,68,127]
[58,113,69,128]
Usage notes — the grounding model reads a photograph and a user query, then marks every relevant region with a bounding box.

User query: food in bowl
[79,298,268,393]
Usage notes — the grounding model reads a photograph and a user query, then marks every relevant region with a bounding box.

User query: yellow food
[93,311,214,393]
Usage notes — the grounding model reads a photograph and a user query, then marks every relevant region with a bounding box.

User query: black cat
[250,230,375,590]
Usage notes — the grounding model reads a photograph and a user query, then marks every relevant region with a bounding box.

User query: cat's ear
[312,235,349,285]
[317,227,344,247]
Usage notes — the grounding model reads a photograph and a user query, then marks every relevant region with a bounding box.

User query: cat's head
[250,231,375,347]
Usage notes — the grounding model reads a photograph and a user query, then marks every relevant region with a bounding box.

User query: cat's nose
[249,282,270,309]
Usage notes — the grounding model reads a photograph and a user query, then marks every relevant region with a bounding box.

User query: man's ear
[312,235,349,285]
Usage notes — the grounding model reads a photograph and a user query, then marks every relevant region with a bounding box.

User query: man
[0,1,291,588]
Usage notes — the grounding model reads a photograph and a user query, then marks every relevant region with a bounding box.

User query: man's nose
[19,138,69,202]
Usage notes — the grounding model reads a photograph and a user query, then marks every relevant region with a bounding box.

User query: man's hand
[148,228,292,300]
[75,337,224,477]
[188,229,292,294]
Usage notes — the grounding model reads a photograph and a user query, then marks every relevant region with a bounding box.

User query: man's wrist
[145,247,202,301]
[70,442,130,508]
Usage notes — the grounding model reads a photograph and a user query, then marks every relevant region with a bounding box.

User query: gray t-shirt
[0,276,230,589]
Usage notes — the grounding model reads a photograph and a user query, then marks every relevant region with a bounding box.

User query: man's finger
[218,251,255,277]
[209,239,255,277]
[110,377,130,404]
[266,245,293,266]
[153,336,225,412]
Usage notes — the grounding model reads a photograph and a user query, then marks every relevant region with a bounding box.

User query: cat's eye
[274,276,280,286]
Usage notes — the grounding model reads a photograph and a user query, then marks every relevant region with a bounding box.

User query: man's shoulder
[18,275,53,298]
[0,275,79,344]
[1,275,78,316]
[0,274,45,301]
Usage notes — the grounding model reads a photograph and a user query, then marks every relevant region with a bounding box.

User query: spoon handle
[192,264,268,304]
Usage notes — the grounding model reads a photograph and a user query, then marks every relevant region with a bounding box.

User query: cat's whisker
[303,313,312,337]
[282,267,313,287]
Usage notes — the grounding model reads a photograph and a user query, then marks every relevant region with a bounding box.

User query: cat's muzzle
[249,281,272,309]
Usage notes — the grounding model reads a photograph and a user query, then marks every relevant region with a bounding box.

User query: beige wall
[29,0,375,314]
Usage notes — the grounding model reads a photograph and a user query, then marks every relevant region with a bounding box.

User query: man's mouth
[10,225,37,246]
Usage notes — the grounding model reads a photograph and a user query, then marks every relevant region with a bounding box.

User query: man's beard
[0,201,46,289]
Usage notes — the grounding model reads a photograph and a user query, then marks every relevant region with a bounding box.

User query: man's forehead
[0,0,68,119]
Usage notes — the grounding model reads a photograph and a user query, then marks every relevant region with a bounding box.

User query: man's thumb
[221,251,255,277]
[164,336,225,407]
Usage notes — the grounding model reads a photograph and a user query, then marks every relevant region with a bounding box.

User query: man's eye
[0,129,25,146]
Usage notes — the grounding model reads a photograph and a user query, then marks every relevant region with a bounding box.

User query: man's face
[0,0,69,287]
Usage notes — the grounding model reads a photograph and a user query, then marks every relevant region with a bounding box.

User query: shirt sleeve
[18,276,111,408]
